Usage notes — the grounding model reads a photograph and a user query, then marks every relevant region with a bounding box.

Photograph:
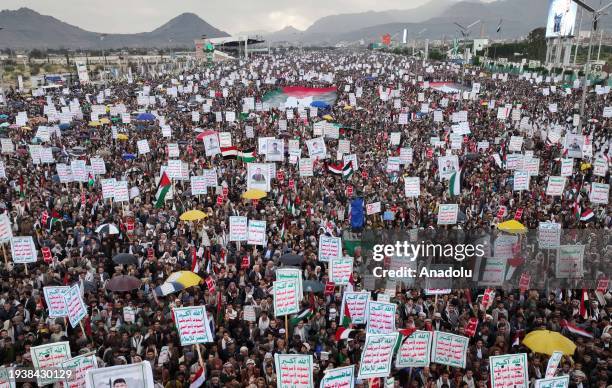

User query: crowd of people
[0,49,609,387]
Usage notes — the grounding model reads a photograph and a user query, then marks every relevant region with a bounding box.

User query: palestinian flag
[190,367,206,388]
[221,146,238,159]
[341,302,352,328]
[343,161,354,179]
[335,327,355,341]
[449,169,461,196]
[42,210,60,231]
[290,307,314,326]
[580,209,594,221]
[155,172,172,208]
[262,86,337,108]
[238,148,256,162]
[88,172,95,188]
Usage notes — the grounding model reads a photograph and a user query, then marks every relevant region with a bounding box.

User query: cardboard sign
[545,351,564,379]
[366,301,396,334]
[590,183,609,204]
[546,176,566,196]
[64,284,87,328]
[324,282,335,296]
[318,235,341,262]
[437,204,458,225]
[10,236,37,263]
[247,220,266,245]
[555,245,585,279]
[431,332,469,368]
[534,376,570,388]
[273,280,299,316]
[490,353,529,388]
[43,286,69,317]
[465,317,478,337]
[320,365,355,388]
[60,353,98,388]
[274,354,313,388]
[404,177,420,197]
[173,306,214,345]
[538,222,561,249]
[340,292,370,325]
[31,342,71,386]
[229,216,248,241]
[395,330,432,368]
[357,333,399,379]
[330,257,354,285]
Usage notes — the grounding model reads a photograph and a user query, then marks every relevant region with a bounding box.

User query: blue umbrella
[154,282,185,296]
[310,100,330,109]
[122,153,136,160]
[59,123,71,130]
[0,114,8,120]
[136,112,155,121]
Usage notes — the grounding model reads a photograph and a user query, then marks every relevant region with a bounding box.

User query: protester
[0,50,609,388]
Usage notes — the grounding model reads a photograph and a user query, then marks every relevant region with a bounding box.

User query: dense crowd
[0,50,610,387]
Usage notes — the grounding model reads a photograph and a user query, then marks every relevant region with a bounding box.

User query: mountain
[302,0,453,38]
[265,26,303,42]
[0,8,229,49]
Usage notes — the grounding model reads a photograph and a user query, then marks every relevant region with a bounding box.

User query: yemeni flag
[335,327,355,341]
[221,146,238,159]
[190,367,206,388]
[262,86,337,108]
[449,169,461,196]
[580,209,594,221]
[580,289,589,319]
[191,247,200,273]
[155,172,172,208]
[328,162,344,175]
[290,307,314,326]
[560,319,593,338]
[238,148,256,162]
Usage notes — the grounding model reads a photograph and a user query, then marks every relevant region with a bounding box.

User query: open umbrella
[106,275,142,292]
[136,112,156,121]
[112,253,138,266]
[523,330,576,355]
[303,280,324,293]
[88,121,101,127]
[179,210,207,221]
[154,271,202,296]
[99,117,111,125]
[310,100,329,109]
[116,134,129,141]
[241,189,267,200]
[322,114,333,121]
[497,220,527,234]
[0,114,8,119]
[95,223,120,235]
[122,153,136,160]
[280,253,304,265]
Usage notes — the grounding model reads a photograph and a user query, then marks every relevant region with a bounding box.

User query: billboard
[545,0,578,38]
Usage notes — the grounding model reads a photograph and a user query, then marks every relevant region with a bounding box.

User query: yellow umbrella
[88,120,101,127]
[116,134,129,141]
[497,220,527,234]
[580,162,591,171]
[322,114,333,121]
[523,330,576,355]
[179,209,207,221]
[99,117,111,125]
[21,126,32,131]
[343,105,353,110]
[241,189,267,200]
[166,271,202,288]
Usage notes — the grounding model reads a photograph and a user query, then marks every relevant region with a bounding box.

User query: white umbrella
[95,223,120,235]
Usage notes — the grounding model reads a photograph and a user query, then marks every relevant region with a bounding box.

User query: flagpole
[285,314,289,342]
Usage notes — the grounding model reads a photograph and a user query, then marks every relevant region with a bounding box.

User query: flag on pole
[497,19,503,33]
[580,209,594,221]
[238,148,256,162]
[191,247,200,273]
[290,307,314,326]
[341,302,352,328]
[155,172,172,208]
[560,319,593,338]
[220,146,238,159]
[190,367,206,388]
[449,169,461,196]
[343,161,354,179]
[335,327,355,341]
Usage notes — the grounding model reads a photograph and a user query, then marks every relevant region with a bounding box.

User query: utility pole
[573,0,612,128]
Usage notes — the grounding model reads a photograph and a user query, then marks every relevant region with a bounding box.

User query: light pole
[454,20,481,85]
[0,27,5,105]
[573,0,612,128]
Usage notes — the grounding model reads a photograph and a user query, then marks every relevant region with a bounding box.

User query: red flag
[465,317,478,337]
[41,247,52,264]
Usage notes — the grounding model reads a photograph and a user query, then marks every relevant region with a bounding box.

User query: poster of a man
[307,137,326,159]
[203,133,221,157]
[266,139,284,161]
[86,361,154,388]
[438,155,459,180]
[564,134,584,158]
[247,163,270,192]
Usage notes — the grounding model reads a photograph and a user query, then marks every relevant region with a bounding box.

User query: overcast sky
[3,0,435,34]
